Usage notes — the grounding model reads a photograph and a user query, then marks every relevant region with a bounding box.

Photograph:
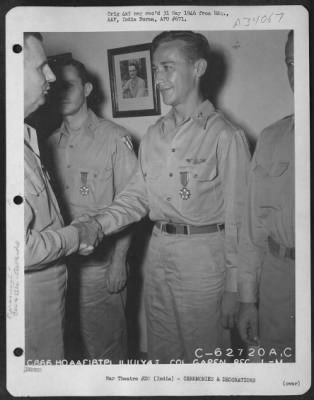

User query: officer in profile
[24,33,102,362]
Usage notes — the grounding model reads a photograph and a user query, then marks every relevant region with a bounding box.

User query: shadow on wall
[203,47,256,155]
[203,47,228,109]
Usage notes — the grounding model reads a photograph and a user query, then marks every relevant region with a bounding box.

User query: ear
[84,82,93,98]
[194,58,207,79]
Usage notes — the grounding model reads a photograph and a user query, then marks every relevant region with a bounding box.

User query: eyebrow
[153,60,175,67]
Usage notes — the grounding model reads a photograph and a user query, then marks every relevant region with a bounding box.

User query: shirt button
[171,148,176,152]
[166,197,172,201]
[169,173,173,177]
[67,165,71,168]
[69,145,74,148]
[65,185,70,190]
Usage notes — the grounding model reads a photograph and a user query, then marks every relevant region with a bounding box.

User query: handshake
[71,215,104,255]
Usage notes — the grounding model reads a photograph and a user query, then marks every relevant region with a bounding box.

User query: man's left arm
[218,128,251,328]
[106,130,138,293]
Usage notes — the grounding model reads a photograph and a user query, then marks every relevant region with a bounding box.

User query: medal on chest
[179,171,191,200]
[80,171,89,196]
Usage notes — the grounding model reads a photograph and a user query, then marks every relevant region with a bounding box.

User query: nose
[154,68,166,86]
[44,64,56,83]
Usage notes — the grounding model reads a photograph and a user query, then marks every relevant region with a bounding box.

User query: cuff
[59,225,80,255]
[238,280,258,303]
[224,267,237,292]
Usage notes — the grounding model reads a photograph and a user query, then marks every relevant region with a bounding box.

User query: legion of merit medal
[179,171,191,200]
[80,171,89,196]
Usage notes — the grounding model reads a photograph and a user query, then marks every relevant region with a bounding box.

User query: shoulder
[210,112,248,149]
[258,115,293,149]
[210,112,241,137]
[254,115,293,167]
[95,117,135,151]
[260,115,293,138]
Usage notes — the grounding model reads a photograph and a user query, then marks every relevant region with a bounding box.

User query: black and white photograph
[108,43,160,117]
[120,58,148,99]
[5,4,311,397]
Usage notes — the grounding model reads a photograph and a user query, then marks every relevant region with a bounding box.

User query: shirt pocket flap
[197,159,218,181]
[268,161,289,177]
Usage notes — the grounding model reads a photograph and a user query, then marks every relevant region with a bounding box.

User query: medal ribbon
[180,171,189,187]
[80,172,89,196]
[80,172,88,187]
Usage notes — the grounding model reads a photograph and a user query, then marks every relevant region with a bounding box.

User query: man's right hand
[237,302,259,345]
[71,216,104,255]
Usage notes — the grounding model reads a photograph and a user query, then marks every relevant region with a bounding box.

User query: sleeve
[112,132,138,195]
[24,197,80,271]
[238,142,268,303]
[96,143,150,235]
[218,128,251,292]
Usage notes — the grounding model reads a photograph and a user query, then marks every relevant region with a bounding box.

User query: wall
[42,30,294,146]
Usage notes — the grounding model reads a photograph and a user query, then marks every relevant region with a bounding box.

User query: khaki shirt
[238,115,295,302]
[24,124,79,271]
[97,100,251,290]
[47,109,137,266]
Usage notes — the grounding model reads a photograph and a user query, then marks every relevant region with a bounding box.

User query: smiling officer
[81,31,250,363]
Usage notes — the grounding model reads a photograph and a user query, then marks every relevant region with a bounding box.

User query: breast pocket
[25,168,53,231]
[194,158,218,182]
[257,161,290,209]
[178,159,219,218]
[90,166,114,204]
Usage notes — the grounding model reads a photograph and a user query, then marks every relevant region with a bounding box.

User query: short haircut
[24,32,43,43]
[152,31,211,99]
[152,31,211,64]
[62,59,90,85]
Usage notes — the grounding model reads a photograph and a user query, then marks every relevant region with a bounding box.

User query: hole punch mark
[13,44,23,54]
[13,195,23,205]
[14,347,23,357]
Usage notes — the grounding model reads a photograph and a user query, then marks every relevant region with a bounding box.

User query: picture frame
[108,43,160,118]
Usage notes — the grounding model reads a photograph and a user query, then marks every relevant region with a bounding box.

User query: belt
[155,222,224,235]
[268,236,295,260]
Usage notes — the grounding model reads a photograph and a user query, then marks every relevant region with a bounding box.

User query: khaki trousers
[144,227,226,363]
[25,264,67,363]
[259,251,295,362]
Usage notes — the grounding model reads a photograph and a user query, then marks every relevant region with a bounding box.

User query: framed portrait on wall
[108,43,161,118]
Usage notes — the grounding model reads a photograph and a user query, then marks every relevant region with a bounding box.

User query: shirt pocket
[75,166,114,207]
[177,158,219,218]
[25,167,53,231]
[194,158,218,182]
[256,161,290,209]
[268,161,289,177]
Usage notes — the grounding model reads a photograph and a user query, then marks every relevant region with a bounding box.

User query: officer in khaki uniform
[237,31,295,362]
[47,59,137,362]
[86,31,250,363]
[24,34,102,362]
